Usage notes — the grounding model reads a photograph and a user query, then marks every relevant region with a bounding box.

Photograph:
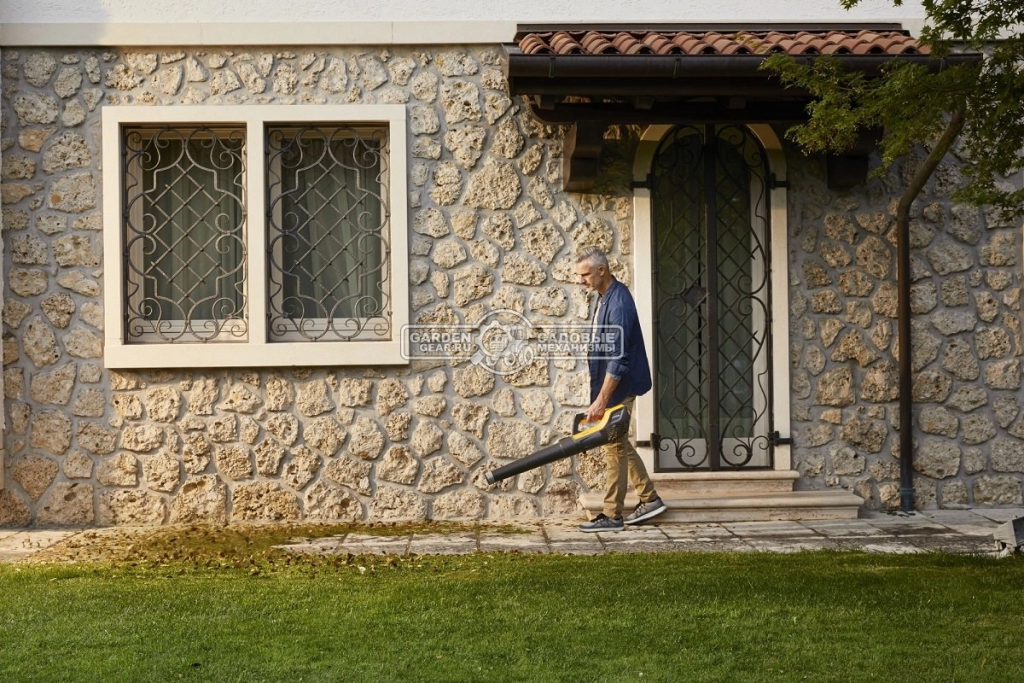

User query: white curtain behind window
[138,131,245,340]
[278,133,384,322]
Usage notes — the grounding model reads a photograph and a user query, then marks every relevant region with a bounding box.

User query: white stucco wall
[1,0,924,23]
[0,0,927,46]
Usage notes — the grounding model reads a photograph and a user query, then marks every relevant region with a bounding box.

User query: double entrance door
[649,124,775,471]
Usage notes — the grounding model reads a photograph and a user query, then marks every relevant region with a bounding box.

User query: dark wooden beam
[826,128,882,189]
[510,76,807,99]
[561,120,607,192]
[526,97,809,125]
[826,154,870,189]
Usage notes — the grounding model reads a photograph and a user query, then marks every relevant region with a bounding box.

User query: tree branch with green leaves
[762,0,1024,218]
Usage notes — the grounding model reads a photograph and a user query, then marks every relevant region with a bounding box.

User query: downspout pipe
[896,106,966,513]
[896,185,914,512]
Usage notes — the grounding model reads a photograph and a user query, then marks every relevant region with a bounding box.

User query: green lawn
[1,549,1022,682]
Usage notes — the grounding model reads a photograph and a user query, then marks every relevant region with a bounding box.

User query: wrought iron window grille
[120,122,393,346]
[122,126,248,344]
[265,125,392,343]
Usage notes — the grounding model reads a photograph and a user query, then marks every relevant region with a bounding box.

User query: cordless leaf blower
[484,404,631,485]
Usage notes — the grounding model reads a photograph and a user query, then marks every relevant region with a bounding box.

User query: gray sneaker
[579,513,624,533]
[624,496,667,525]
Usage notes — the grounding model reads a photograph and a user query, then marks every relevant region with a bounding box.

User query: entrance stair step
[581,476,863,523]
[647,470,799,495]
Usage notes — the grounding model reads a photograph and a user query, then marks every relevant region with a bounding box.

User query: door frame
[632,123,792,477]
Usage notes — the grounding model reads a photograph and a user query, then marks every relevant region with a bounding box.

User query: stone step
[647,470,799,495]
[580,489,863,523]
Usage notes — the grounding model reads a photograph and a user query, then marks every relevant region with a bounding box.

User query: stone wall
[0,45,631,525]
[787,149,1024,509]
[1,44,1021,526]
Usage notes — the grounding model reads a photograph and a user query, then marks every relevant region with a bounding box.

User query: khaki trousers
[603,397,657,518]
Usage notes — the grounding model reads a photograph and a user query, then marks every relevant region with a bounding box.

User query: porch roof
[504,25,981,190]
[515,27,930,58]
[504,25,979,120]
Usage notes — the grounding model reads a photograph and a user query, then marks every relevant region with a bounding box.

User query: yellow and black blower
[484,405,631,485]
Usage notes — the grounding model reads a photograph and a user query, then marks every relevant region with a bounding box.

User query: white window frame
[632,123,792,475]
[102,105,409,368]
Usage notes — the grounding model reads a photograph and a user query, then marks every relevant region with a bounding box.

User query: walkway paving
[3,508,1020,563]
[283,509,1021,557]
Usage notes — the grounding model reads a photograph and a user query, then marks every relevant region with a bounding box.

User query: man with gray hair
[575,246,666,532]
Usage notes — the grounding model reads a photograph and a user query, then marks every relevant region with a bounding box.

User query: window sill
[102,339,410,369]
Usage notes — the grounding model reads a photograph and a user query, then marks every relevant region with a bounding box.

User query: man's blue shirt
[589,279,653,406]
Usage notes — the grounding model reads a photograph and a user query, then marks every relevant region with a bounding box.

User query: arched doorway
[633,124,792,474]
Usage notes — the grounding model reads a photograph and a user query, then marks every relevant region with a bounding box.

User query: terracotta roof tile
[516,29,931,58]
[517,34,550,55]
[641,33,674,53]
[545,32,578,54]
[669,34,706,54]
[612,32,652,55]
[579,31,615,54]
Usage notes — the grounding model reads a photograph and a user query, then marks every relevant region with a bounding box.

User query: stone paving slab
[603,525,672,540]
[940,526,1001,539]
[547,542,605,556]
[924,510,998,525]
[745,538,841,553]
[924,512,998,534]
[409,533,478,555]
[480,529,546,543]
[832,540,926,554]
[725,520,818,535]
[283,540,347,556]
[0,533,28,552]
[0,530,79,552]
[542,523,593,542]
[900,535,999,555]
[479,537,549,553]
[661,524,735,541]
[332,534,411,555]
[970,507,1024,523]
[0,530,82,562]
[861,520,957,535]
[0,551,38,562]
[798,520,894,538]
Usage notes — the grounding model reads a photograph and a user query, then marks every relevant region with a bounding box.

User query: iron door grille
[650,124,774,471]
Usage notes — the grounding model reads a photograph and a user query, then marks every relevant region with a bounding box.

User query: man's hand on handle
[585,396,608,424]
[586,373,620,423]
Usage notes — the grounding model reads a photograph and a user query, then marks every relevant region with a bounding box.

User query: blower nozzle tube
[484,405,630,485]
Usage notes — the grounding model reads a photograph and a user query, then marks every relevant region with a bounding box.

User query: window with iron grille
[266,125,389,342]
[123,126,248,344]
[102,105,409,368]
